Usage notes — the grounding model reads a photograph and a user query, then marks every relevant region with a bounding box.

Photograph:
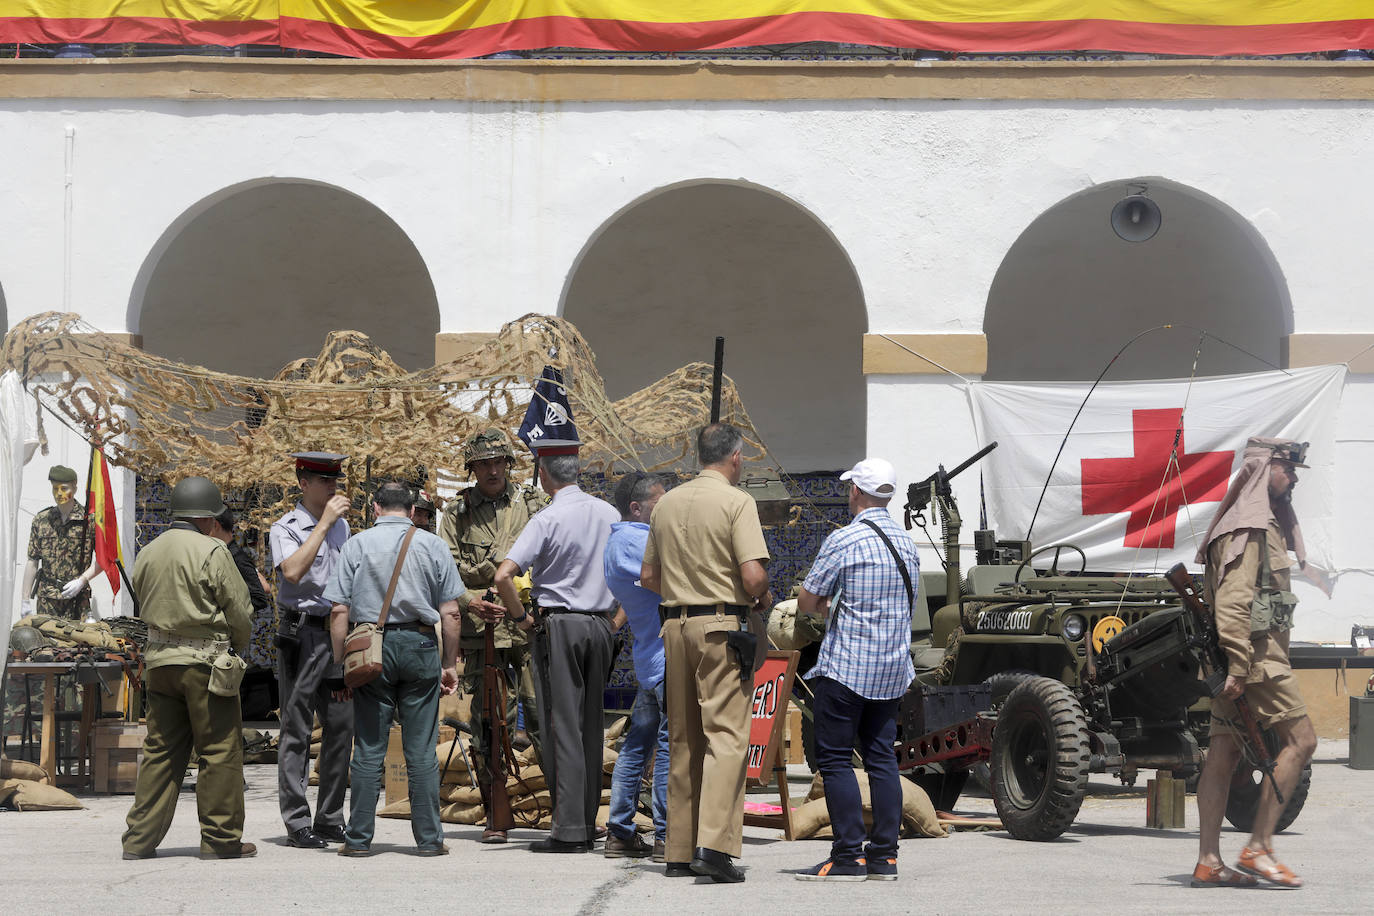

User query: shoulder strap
[860,518,914,612]
[377,526,418,629]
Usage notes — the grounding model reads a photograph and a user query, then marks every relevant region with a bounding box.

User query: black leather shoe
[664,862,695,878]
[287,827,329,849]
[690,847,745,883]
[313,824,347,844]
[530,838,589,854]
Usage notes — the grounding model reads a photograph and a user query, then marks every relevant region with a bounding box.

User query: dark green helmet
[462,428,515,469]
[170,476,227,519]
[9,625,53,655]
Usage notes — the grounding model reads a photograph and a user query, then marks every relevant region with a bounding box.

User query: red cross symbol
[1081,408,1234,549]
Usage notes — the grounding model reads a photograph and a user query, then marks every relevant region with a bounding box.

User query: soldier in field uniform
[438,428,546,843]
[22,465,100,620]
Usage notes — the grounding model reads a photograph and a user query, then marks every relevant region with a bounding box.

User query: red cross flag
[968,365,1343,577]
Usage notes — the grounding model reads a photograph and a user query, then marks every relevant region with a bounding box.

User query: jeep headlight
[1063,614,1087,641]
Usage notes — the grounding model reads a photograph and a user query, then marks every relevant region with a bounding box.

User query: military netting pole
[710,337,725,423]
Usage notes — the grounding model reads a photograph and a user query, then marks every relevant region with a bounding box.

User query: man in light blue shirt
[795,458,918,883]
[491,440,619,853]
[324,481,463,857]
[602,472,669,861]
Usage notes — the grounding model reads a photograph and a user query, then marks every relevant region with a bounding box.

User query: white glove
[21,598,35,617]
[60,578,87,600]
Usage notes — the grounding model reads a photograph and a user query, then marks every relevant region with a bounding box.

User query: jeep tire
[990,676,1092,841]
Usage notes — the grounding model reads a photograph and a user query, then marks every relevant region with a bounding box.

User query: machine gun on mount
[890,449,1309,841]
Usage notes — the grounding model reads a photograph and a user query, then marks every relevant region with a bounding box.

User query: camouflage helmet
[170,476,228,519]
[462,428,515,469]
[9,625,53,655]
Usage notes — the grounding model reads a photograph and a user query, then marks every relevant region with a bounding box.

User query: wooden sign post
[742,649,800,840]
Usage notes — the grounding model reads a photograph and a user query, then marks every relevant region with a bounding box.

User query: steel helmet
[169,476,228,519]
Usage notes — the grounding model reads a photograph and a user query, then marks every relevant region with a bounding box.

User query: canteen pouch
[208,651,247,697]
[1249,531,1299,638]
[343,622,384,688]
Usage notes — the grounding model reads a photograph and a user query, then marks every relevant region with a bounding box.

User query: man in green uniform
[122,476,254,861]
[438,428,546,843]
[22,465,99,620]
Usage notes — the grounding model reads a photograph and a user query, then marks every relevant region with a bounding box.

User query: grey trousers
[534,612,614,843]
[277,621,353,832]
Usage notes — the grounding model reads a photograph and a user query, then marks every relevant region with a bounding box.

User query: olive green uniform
[439,480,547,782]
[645,469,770,862]
[28,503,95,620]
[122,523,253,858]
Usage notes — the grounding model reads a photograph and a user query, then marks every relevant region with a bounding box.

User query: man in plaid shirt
[794,458,918,882]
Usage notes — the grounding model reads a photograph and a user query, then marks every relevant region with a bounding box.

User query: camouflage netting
[1,311,771,535]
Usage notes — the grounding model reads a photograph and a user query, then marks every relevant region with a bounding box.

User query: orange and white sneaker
[795,857,868,882]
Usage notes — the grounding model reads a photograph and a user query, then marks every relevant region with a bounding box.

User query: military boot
[479,782,506,844]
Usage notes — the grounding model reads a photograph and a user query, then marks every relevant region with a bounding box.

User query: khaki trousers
[662,613,751,861]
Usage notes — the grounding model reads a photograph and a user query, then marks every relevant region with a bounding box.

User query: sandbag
[790,796,831,839]
[513,790,552,813]
[602,746,618,775]
[605,715,629,743]
[440,784,483,806]
[6,778,85,811]
[0,778,20,806]
[798,769,947,840]
[379,799,410,820]
[768,599,825,651]
[440,802,485,825]
[0,758,51,785]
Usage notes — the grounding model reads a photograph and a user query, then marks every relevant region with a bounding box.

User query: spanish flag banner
[86,443,123,597]
[0,2,1371,59]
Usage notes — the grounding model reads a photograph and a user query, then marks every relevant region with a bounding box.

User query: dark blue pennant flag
[517,366,578,449]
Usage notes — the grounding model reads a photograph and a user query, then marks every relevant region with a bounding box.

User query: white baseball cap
[841,458,897,499]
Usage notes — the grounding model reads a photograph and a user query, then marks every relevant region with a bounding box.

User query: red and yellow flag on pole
[87,444,123,598]
[0,2,1371,58]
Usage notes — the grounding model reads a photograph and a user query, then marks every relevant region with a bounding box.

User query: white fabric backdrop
[967,365,1345,577]
[0,370,30,679]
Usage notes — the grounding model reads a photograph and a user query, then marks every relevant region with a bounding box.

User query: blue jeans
[607,680,668,842]
[346,628,443,850]
[810,675,902,864]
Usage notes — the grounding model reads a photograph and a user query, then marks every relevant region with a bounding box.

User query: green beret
[48,466,77,484]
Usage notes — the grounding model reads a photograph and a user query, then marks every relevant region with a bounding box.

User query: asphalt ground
[1,738,1369,915]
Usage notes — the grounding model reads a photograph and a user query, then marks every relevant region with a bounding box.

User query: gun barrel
[946,441,999,481]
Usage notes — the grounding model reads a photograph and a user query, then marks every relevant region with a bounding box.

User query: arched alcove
[132,180,438,378]
[561,181,867,472]
[984,179,1290,381]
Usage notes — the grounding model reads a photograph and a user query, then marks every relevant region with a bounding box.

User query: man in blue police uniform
[272,451,353,849]
[794,457,918,882]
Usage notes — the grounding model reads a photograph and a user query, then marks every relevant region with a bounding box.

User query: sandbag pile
[380,715,653,832]
[789,769,947,840]
[0,757,85,811]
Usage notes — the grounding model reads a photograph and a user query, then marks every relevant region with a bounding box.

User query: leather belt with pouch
[147,626,229,653]
[343,527,418,689]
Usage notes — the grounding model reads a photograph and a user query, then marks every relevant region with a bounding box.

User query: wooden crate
[93,722,146,794]
[782,708,805,766]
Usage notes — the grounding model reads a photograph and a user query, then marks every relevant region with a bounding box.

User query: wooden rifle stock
[1165,564,1284,805]
[483,591,517,831]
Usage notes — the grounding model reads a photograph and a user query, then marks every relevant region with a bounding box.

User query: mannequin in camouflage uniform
[22,465,100,620]
[439,428,547,843]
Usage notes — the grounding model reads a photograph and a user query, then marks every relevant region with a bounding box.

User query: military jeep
[894,451,1308,841]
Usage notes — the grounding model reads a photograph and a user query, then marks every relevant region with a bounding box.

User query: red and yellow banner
[1,2,1372,58]
[86,444,123,597]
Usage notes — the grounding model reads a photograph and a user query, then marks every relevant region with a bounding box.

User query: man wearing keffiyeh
[1190,437,1318,889]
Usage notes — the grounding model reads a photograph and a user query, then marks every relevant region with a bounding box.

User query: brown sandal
[1236,846,1303,888]
[1191,863,1260,887]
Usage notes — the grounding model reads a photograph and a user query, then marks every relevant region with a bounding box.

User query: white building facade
[1,59,1371,640]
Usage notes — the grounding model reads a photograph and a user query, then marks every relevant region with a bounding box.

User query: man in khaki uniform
[122,477,254,861]
[642,423,771,883]
[1191,437,1319,889]
[439,427,547,842]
